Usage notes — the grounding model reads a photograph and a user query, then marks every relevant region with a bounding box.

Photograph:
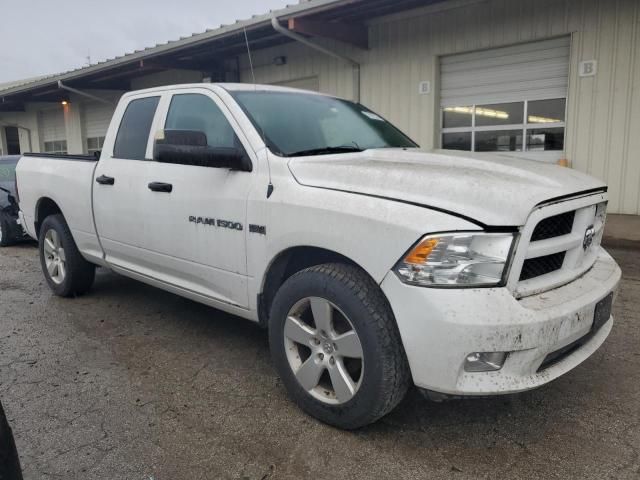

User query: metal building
[0,0,638,214]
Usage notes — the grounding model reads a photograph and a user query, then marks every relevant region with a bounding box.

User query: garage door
[272,76,319,92]
[40,107,67,154]
[83,101,116,153]
[440,36,570,159]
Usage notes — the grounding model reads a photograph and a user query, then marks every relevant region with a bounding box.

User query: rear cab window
[113,96,160,160]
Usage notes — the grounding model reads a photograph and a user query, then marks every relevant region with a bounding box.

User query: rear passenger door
[93,94,160,272]
[136,88,256,308]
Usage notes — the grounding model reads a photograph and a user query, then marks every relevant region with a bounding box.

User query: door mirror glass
[153,129,249,170]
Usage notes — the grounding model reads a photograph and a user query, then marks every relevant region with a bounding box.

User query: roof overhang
[0,0,449,110]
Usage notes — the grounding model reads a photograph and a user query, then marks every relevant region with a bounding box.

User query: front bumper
[380,248,621,396]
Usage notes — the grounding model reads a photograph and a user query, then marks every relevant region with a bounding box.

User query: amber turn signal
[404,237,439,264]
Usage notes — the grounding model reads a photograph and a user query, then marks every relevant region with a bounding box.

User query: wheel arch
[34,197,63,238]
[258,245,384,328]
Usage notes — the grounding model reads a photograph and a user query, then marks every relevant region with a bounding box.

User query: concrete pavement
[0,244,638,479]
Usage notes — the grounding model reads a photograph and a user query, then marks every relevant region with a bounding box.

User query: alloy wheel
[284,297,364,405]
[43,229,66,285]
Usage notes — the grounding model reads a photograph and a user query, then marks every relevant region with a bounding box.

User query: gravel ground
[0,243,638,480]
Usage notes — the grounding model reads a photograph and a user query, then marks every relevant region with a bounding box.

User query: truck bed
[22,152,99,162]
[16,153,103,263]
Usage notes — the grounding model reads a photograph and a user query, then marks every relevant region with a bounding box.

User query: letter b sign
[579,60,597,77]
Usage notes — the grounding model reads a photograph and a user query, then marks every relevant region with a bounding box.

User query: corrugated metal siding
[566,0,640,215]
[83,101,115,139]
[131,69,203,90]
[40,107,65,142]
[238,40,357,100]
[243,0,639,214]
[272,76,320,91]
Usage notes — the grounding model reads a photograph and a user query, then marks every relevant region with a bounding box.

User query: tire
[38,214,95,297]
[0,401,23,480]
[0,213,15,247]
[269,263,410,429]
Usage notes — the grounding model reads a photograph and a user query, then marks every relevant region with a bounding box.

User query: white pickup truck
[16,83,620,429]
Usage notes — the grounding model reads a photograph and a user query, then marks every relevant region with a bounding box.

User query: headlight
[394,232,515,287]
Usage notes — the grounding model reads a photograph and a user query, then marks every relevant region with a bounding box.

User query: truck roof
[121,82,326,99]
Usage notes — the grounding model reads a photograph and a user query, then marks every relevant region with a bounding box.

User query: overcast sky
[0,0,293,84]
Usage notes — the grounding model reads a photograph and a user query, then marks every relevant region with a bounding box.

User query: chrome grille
[509,194,608,298]
[519,251,566,281]
[530,211,575,241]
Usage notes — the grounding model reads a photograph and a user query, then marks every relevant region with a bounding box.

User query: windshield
[230,90,418,157]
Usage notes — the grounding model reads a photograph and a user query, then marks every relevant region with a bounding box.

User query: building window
[43,140,68,154]
[86,136,105,155]
[441,98,566,153]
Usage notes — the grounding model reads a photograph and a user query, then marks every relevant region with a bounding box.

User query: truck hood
[287,149,606,226]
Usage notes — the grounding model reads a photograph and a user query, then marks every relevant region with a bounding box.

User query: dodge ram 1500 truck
[16,84,621,429]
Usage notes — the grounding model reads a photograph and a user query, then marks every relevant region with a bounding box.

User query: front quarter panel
[245,157,481,311]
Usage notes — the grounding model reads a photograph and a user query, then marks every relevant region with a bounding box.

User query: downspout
[57,81,115,105]
[270,16,361,103]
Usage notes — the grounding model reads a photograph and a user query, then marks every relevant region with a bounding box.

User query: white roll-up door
[40,108,65,142]
[84,102,115,139]
[440,36,570,107]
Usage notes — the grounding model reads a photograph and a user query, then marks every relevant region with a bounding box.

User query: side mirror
[153,129,252,171]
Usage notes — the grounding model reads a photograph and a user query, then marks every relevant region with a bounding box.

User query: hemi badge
[249,224,267,235]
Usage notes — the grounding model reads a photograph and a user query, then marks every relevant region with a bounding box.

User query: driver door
[136,88,256,308]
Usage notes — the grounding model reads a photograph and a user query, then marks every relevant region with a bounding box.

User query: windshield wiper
[286,145,364,157]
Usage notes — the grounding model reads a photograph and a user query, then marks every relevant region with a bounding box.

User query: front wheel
[269,263,410,429]
[38,214,95,297]
[0,401,23,480]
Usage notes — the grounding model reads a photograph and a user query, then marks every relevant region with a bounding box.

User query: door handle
[96,175,115,185]
[148,182,173,193]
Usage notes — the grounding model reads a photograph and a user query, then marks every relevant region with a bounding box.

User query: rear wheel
[39,214,95,297]
[269,263,410,429]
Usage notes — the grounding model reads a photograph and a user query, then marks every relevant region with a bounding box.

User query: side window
[113,96,160,160]
[165,94,238,150]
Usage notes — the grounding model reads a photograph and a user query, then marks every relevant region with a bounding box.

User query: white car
[16,84,620,429]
